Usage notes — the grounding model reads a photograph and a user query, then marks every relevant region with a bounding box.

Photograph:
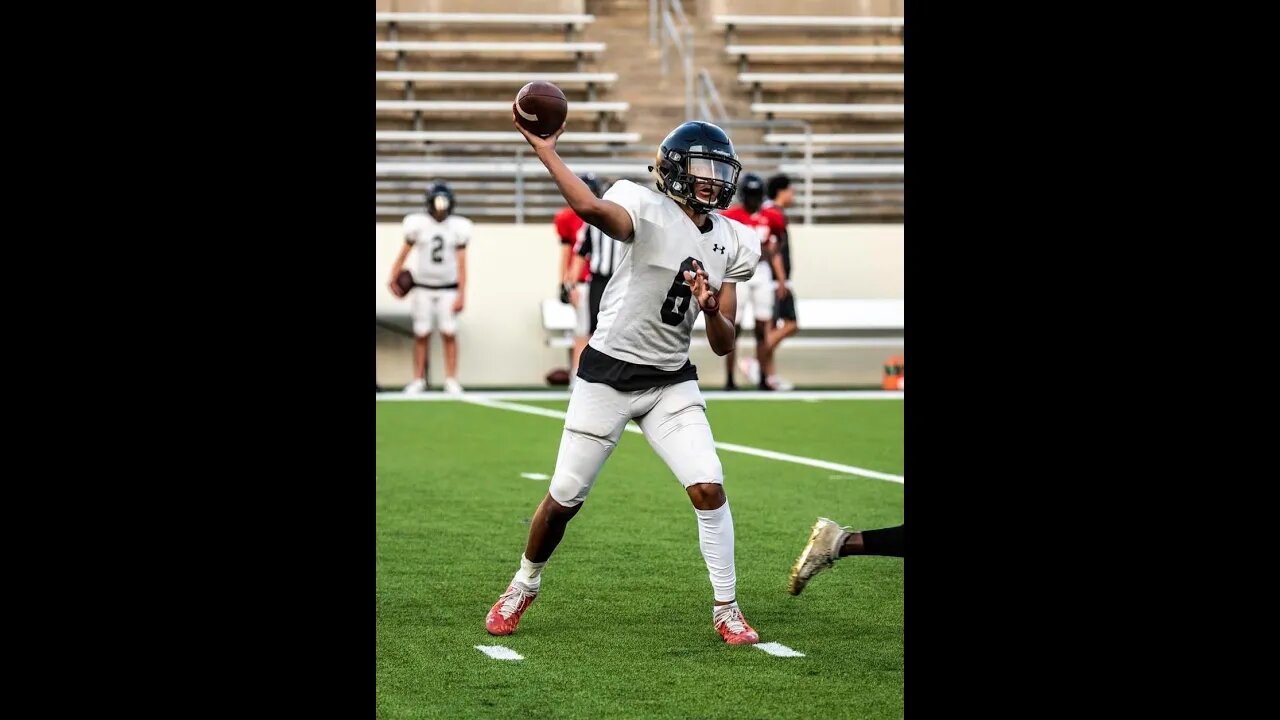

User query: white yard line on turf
[463,397,904,484]
[474,645,523,661]
[755,642,806,658]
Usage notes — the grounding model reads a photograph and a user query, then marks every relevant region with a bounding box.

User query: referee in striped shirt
[565,213,624,337]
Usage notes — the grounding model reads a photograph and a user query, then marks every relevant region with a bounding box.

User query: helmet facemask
[426,186,453,220]
[653,147,742,213]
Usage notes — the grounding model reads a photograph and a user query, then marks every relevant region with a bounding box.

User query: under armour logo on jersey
[712,244,725,254]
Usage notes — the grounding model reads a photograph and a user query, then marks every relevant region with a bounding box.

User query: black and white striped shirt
[573,222,624,279]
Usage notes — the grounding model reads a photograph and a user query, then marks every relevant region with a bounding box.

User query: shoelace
[498,584,536,619]
[716,607,748,634]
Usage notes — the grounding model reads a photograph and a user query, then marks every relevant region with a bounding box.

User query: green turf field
[377,397,904,719]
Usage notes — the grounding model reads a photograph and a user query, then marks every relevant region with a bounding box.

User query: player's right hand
[389,280,404,299]
[569,287,581,307]
[512,106,565,151]
[684,260,718,314]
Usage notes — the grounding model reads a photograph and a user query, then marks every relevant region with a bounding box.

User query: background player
[721,173,788,391]
[387,180,472,395]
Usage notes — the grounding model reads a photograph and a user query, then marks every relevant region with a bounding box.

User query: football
[394,269,415,297]
[514,81,568,138]
[545,367,571,386]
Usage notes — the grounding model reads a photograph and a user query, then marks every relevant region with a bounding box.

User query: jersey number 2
[430,236,444,264]
[659,256,703,326]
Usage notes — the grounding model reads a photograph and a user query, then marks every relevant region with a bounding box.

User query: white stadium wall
[375,222,903,388]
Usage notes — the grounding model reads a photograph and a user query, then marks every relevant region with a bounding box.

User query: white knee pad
[547,380,630,506]
[548,428,609,507]
[638,381,724,489]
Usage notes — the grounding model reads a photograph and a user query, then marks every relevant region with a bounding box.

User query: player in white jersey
[387,180,472,395]
[485,115,764,645]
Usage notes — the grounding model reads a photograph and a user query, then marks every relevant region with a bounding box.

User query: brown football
[545,368,571,386]
[514,81,568,138]
[394,269,415,297]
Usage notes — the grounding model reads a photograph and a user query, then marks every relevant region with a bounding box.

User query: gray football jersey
[589,180,761,370]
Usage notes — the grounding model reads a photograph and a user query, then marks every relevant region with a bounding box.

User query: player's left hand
[775,283,789,300]
[683,260,719,315]
[452,297,464,314]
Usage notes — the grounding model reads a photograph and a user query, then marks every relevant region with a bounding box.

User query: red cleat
[714,604,760,645]
[485,582,538,636]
